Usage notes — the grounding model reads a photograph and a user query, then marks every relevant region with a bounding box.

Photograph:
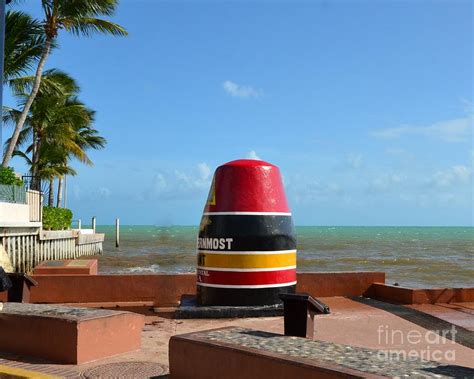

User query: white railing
[0,230,105,273]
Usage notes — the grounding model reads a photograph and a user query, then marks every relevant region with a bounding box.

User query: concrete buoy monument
[197,159,296,306]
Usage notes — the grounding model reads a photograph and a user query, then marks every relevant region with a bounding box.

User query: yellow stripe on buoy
[198,251,296,269]
[0,364,58,378]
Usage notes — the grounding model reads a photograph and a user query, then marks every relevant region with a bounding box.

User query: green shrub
[42,207,73,230]
[0,167,23,186]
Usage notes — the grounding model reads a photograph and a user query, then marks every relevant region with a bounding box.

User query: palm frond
[2,106,22,126]
[3,127,33,155]
[8,69,77,98]
[3,10,48,82]
[8,67,107,174]
[62,17,127,37]
[12,150,33,166]
[56,0,118,18]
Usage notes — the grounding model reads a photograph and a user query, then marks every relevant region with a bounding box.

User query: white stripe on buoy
[197,249,296,255]
[196,281,297,289]
[197,266,296,272]
[202,211,291,216]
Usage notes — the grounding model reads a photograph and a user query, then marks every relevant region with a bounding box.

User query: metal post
[63,175,67,209]
[115,218,120,248]
[77,219,81,230]
[92,216,96,233]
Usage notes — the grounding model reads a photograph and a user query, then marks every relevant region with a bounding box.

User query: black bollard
[0,266,12,292]
[6,273,38,303]
[279,293,330,339]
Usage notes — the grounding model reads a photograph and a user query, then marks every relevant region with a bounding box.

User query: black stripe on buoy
[197,214,297,306]
[198,215,296,251]
[197,284,296,306]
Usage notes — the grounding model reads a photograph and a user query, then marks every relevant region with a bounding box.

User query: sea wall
[2,271,471,306]
[0,271,385,306]
[369,283,474,304]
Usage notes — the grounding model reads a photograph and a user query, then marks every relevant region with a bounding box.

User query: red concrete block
[25,272,385,307]
[169,328,383,379]
[296,272,385,298]
[370,283,474,305]
[33,259,98,275]
[0,303,144,364]
[370,283,415,304]
[28,273,196,306]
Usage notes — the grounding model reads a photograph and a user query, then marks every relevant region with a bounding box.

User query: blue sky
[3,0,473,226]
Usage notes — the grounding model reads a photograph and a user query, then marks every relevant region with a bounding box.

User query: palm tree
[4,70,106,200]
[4,69,80,187]
[38,147,77,207]
[3,10,47,84]
[2,0,126,167]
[56,110,106,208]
[55,121,106,208]
[13,147,76,206]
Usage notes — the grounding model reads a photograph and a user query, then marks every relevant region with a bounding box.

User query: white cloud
[386,148,406,155]
[71,185,111,202]
[461,99,474,114]
[222,80,262,99]
[246,150,261,160]
[431,165,471,187]
[97,187,111,199]
[346,153,363,169]
[151,173,168,193]
[385,148,416,161]
[286,177,346,206]
[149,172,173,196]
[369,173,403,192]
[146,164,213,200]
[371,115,473,142]
[72,185,81,200]
[197,162,211,180]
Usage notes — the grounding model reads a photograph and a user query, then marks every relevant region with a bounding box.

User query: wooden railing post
[115,218,120,248]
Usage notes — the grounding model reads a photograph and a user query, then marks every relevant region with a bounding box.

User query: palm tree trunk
[48,178,54,207]
[56,176,63,208]
[31,133,41,190]
[2,38,52,167]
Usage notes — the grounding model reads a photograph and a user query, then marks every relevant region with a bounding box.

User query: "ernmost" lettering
[197,237,233,250]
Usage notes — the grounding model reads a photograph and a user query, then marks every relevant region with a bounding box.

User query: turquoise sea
[95,226,474,288]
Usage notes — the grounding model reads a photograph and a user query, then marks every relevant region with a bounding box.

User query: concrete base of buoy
[175,295,284,319]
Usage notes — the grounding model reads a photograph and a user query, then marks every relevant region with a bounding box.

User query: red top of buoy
[223,159,277,167]
[204,159,290,213]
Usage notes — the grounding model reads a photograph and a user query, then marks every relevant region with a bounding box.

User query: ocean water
[95,225,474,288]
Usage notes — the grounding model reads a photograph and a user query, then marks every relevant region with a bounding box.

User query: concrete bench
[0,303,144,364]
[169,327,473,379]
[169,327,381,379]
[33,259,98,275]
